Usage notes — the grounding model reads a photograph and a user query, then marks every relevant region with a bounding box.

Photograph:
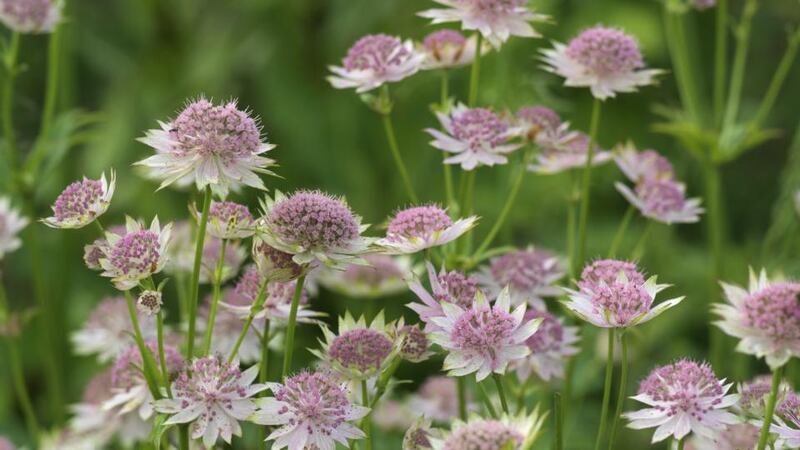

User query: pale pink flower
[625,359,739,443]
[409,376,472,422]
[429,288,541,381]
[430,411,546,450]
[250,370,370,450]
[0,437,14,450]
[614,142,675,183]
[42,171,115,229]
[615,179,704,224]
[83,239,107,271]
[419,29,486,70]
[476,247,564,309]
[0,0,60,33]
[154,356,266,447]
[541,26,663,100]
[426,104,523,171]
[403,417,434,450]
[373,400,415,431]
[328,34,424,93]
[317,254,412,298]
[200,200,254,240]
[513,309,579,382]
[378,205,477,254]
[252,237,305,282]
[516,106,562,141]
[407,262,482,331]
[563,259,683,328]
[398,324,434,363]
[714,269,800,369]
[136,97,276,197]
[200,236,246,283]
[770,392,800,448]
[98,216,172,290]
[692,0,716,11]
[528,124,612,174]
[418,0,549,48]
[685,423,760,450]
[70,296,156,362]
[0,196,27,260]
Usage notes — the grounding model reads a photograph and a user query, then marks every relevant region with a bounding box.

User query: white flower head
[98,216,172,290]
[378,205,477,254]
[328,34,424,93]
[42,170,115,229]
[0,196,28,260]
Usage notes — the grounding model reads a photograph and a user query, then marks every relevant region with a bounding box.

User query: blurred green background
[2,0,800,448]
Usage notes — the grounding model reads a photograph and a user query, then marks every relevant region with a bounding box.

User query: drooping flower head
[477,247,565,309]
[328,34,424,93]
[251,370,370,450]
[430,411,546,450]
[98,217,172,290]
[625,359,739,443]
[136,97,276,196]
[516,106,561,141]
[418,0,549,48]
[311,312,401,380]
[429,288,541,381]
[202,200,254,240]
[252,237,304,282]
[528,124,612,174]
[70,296,156,362]
[403,417,434,450]
[42,171,115,229]
[563,259,683,328]
[0,196,27,260]
[513,309,579,382]
[410,376,470,422]
[420,29,486,70]
[379,205,477,254]
[714,269,800,369]
[616,179,704,224]
[542,26,662,100]
[0,0,61,33]
[427,104,523,171]
[257,190,373,269]
[154,356,266,447]
[614,142,674,183]
[318,254,411,298]
[408,262,482,331]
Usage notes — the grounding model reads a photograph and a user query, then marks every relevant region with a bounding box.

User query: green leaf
[715,122,782,163]
[149,413,174,450]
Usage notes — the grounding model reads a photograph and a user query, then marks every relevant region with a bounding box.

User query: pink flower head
[258,190,373,269]
[770,392,800,448]
[0,196,28,260]
[379,205,477,254]
[154,356,266,447]
[251,370,370,450]
[408,262,482,331]
[516,106,562,141]
[42,170,115,229]
[528,124,612,174]
[328,34,424,93]
[625,359,739,443]
[692,0,716,10]
[418,0,549,48]
[136,97,276,197]
[99,216,172,290]
[420,29,486,70]
[70,296,156,362]
[477,247,565,309]
[715,269,800,369]
[736,375,793,418]
[318,254,411,298]
[83,238,108,271]
[431,411,546,450]
[410,376,469,422]
[616,179,704,224]
[614,142,674,183]
[0,0,61,33]
[202,200,254,239]
[513,309,579,382]
[0,437,14,450]
[252,237,304,282]
[541,26,662,100]
[563,259,683,328]
[687,423,760,450]
[398,324,433,363]
[429,288,542,381]
[427,104,523,171]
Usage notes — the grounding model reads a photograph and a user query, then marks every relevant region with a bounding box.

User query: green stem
[704,161,724,369]
[2,32,20,174]
[468,33,483,107]
[179,427,189,450]
[750,29,800,130]
[201,240,227,355]
[260,320,271,384]
[756,365,784,450]
[630,222,652,260]
[713,0,728,125]
[6,336,40,440]
[176,272,189,327]
[722,0,757,131]
[493,373,510,415]
[576,98,602,268]
[281,274,307,378]
[457,377,468,420]
[440,72,456,209]
[156,312,172,397]
[228,279,270,363]
[474,159,527,258]
[380,86,418,203]
[186,186,212,359]
[607,206,635,258]
[361,379,372,450]
[477,379,499,419]
[554,392,563,450]
[607,332,629,450]
[594,329,615,450]
[39,25,61,137]
[515,374,534,414]
[124,291,162,398]
[677,437,686,450]
[566,176,579,280]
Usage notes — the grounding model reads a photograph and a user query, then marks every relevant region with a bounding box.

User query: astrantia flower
[616,179,704,224]
[476,247,564,309]
[418,0,548,49]
[528,124,612,174]
[563,259,683,328]
[410,376,469,422]
[686,423,759,450]
[68,370,126,448]
[257,190,373,269]
[770,392,800,448]
[420,29,486,70]
[691,0,716,11]
[541,26,662,100]
[430,411,546,450]
[251,237,304,282]
[311,312,400,380]
[426,104,523,170]
[0,0,61,33]
[516,106,561,141]
[70,296,156,362]
[0,437,14,450]
[328,34,424,93]
[378,205,477,254]
[83,239,108,271]
[714,269,800,369]
[0,196,27,260]
[614,142,674,183]
[404,417,434,450]
[429,288,541,381]
[154,356,266,447]
[136,290,162,316]
[624,359,739,443]
[251,370,369,450]
[201,200,254,240]
[136,97,276,197]
[736,374,792,418]
[98,217,172,290]
[513,309,579,382]
[398,324,434,363]
[42,171,115,229]
[408,262,482,331]
[318,254,412,298]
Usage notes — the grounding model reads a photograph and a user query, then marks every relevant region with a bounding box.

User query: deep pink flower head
[566,27,643,77]
[171,99,260,163]
[111,340,183,389]
[0,0,60,33]
[452,108,509,149]
[437,270,480,309]
[265,190,360,251]
[83,238,107,271]
[517,106,561,139]
[442,419,523,450]
[99,217,171,290]
[329,328,394,373]
[388,206,452,241]
[742,282,800,343]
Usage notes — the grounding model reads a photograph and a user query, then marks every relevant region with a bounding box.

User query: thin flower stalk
[608,205,635,257]
[156,310,171,397]
[440,71,456,209]
[227,279,269,363]
[187,186,212,359]
[468,33,483,107]
[713,0,728,124]
[750,28,800,130]
[756,366,784,450]
[493,373,510,415]
[281,274,307,377]
[361,379,372,450]
[594,328,615,450]
[39,24,61,136]
[201,239,227,355]
[2,32,20,172]
[122,291,162,398]
[722,0,757,131]
[474,152,528,259]
[576,98,602,267]
[381,85,418,203]
[607,332,630,450]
